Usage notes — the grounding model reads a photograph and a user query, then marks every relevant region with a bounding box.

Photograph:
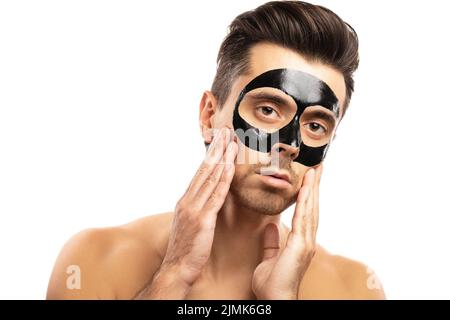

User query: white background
[1,0,449,299]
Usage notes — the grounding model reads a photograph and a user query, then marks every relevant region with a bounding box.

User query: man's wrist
[135,265,192,299]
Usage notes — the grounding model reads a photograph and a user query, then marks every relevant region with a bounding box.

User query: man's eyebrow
[245,92,337,125]
[302,109,337,126]
[245,91,293,106]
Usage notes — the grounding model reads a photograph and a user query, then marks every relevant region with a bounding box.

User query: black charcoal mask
[232,68,340,167]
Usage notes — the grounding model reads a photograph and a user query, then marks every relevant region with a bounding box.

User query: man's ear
[199,90,218,146]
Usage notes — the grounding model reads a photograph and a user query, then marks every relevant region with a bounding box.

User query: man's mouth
[257,167,292,189]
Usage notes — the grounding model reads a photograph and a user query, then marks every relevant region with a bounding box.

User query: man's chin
[230,186,295,216]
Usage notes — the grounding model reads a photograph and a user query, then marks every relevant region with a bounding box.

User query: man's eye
[257,106,279,119]
[306,122,327,135]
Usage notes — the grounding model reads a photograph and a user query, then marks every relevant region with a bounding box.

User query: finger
[185,127,224,195]
[186,127,231,198]
[291,168,315,236]
[203,140,237,214]
[206,127,230,165]
[261,223,280,261]
[313,164,323,191]
[304,178,316,243]
[311,164,323,239]
[196,138,234,208]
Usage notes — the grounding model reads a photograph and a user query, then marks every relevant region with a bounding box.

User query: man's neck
[207,192,288,280]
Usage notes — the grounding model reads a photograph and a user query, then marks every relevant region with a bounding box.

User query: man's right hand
[136,127,237,299]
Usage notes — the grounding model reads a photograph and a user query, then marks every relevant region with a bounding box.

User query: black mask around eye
[232,68,340,167]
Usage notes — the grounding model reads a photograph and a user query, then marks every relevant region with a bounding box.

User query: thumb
[261,223,280,261]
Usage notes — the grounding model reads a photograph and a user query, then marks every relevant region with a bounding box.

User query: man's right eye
[256,106,280,120]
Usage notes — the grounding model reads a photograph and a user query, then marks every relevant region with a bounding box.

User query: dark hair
[211,0,359,115]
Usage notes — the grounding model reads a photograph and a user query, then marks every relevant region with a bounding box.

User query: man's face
[213,42,346,216]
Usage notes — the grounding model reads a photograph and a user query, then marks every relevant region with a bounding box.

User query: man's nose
[270,142,300,161]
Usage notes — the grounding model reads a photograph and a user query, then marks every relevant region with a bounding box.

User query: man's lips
[258,167,292,183]
[257,167,292,188]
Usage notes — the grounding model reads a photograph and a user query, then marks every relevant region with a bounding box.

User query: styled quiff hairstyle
[211,0,359,115]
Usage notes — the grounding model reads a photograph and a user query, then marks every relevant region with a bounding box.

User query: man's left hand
[252,165,322,300]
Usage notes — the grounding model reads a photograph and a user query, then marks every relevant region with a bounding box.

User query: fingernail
[225,127,231,142]
[229,128,234,141]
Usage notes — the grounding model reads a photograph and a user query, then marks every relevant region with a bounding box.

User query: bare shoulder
[46,212,174,299]
[300,245,386,299]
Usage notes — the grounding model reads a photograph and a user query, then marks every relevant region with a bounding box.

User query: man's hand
[135,127,237,299]
[252,165,322,300]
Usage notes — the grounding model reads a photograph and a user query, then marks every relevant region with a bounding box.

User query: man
[47,1,385,299]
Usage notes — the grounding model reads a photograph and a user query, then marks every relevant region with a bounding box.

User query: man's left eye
[306,122,326,135]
